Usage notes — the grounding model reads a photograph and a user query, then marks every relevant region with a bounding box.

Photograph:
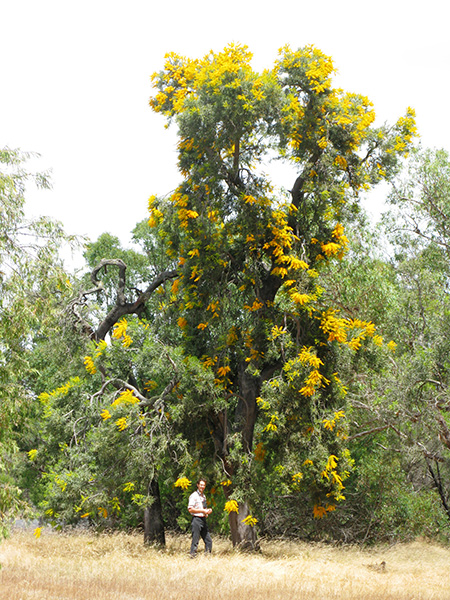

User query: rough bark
[144,478,166,547]
[235,363,261,453]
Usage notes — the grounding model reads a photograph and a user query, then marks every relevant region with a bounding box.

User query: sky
[2,0,449,254]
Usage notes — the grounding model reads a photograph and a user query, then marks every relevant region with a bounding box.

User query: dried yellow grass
[1,530,450,599]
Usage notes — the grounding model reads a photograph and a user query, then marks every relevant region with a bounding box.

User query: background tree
[310,211,449,542]
[0,147,75,537]
[31,232,225,546]
[310,148,450,542]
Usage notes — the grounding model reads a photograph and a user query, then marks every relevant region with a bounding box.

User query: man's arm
[188,506,212,516]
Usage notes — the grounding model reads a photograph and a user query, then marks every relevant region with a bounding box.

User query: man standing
[188,478,212,558]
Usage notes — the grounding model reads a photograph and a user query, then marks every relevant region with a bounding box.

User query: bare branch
[347,425,390,441]
[94,268,178,340]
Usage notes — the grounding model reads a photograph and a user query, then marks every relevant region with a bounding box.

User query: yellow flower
[334,155,347,169]
[292,472,303,483]
[202,355,218,368]
[224,500,239,513]
[313,504,327,519]
[174,477,191,490]
[28,449,38,461]
[241,515,258,527]
[270,325,287,339]
[217,365,231,377]
[111,389,139,407]
[271,266,289,278]
[94,340,107,357]
[321,242,341,257]
[83,355,96,375]
[244,299,264,312]
[115,417,128,431]
[373,334,383,346]
[264,415,279,432]
[326,455,338,470]
[290,292,310,305]
[256,396,270,410]
[220,479,232,486]
[332,472,344,489]
[177,317,188,328]
[285,256,309,270]
[387,340,397,352]
[112,318,128,339]
[33,527,42,539]
[101,409,111,420]
[171,278,180,294]
[122,334,133,348]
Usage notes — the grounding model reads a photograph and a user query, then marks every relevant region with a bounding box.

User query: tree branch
[94,268,178,340]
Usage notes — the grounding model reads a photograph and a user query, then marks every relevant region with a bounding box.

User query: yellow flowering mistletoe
[148,43,417,531]
[174,477,192,490]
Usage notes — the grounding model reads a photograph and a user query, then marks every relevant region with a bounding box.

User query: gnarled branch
[67,258,178,340]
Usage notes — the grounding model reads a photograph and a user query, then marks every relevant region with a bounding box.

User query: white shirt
[188,489,207,517]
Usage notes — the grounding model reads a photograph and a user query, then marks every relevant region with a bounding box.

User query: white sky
[2,0,449,251]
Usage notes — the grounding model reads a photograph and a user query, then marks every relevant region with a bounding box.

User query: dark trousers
[190,516,212,555]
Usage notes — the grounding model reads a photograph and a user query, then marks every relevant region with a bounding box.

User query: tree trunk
[235,363,260,453]
[228,500,259,550]
[212,362,277,550]
[225,364,262,550]
[144,478,166,547]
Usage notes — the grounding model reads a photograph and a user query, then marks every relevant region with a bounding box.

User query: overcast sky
[2,0,449,251]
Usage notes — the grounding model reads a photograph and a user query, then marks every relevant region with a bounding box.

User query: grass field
[1,530,449,599]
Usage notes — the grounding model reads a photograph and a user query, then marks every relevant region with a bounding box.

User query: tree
[146,44,417,547]
[317,147,450,540]
[0,147,75,537]
[371,147,450,528]
[33,232,226,545]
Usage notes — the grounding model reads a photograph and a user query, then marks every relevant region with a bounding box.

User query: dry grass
[1,530,450,599]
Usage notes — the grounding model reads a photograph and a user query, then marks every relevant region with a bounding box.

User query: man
[188,477,212,558]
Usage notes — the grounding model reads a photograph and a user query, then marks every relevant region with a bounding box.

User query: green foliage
[0,147,77,537]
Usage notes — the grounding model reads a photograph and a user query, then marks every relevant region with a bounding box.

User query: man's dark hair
[197,477,207,485]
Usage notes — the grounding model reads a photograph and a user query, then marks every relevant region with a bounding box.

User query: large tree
[146,44,417,547]
[0,147,75,537]
[351,147,450,530]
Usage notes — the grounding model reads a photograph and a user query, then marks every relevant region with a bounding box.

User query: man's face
[197,480,206,493]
